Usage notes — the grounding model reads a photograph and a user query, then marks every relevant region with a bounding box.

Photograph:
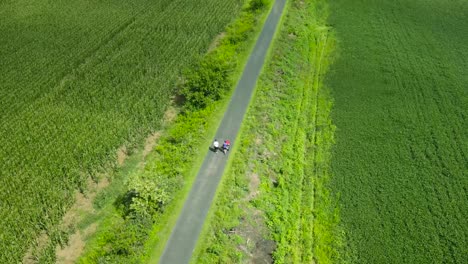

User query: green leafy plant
[250,0,269,11]
[180,54,233,110]
[127,176,171,217]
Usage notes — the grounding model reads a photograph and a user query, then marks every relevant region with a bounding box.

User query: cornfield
[0,0,245,262]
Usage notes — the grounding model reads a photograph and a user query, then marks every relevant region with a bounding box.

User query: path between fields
[157,1,286,263]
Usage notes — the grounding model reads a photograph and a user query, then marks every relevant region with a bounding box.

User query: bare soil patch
[55,223,97,264]
[288,32,297,39]
[22,176,109,263]
[235,208,275,264]
[54,178,108,263]
[117,146,127,166]
[163,105,177,125]
[143,105,177,160]
[246,173,260,201]
[22,231,48,264]
[24,101,179,262]
[143,131,162,158]
[208,32,226,52]
[53,125,166,262]
[55,231,84,263]
[235,172,275,263]
[255,136,263,146]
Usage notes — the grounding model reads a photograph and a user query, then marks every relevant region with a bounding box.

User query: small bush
[249,0,269,11]
[225,13,255,44]
[180,53,233,111]
[126,175,175,217]
[179,2,259,111]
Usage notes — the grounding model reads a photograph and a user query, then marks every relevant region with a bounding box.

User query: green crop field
[0,0,245,262]
[328,0,468,263]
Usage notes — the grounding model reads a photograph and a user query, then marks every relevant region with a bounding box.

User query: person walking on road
[213,139,220,153]
[222,140,231,154]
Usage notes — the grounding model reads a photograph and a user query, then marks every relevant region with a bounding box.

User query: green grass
[193,0,346,263]
[327,0,468,263]
[0,0,246,262]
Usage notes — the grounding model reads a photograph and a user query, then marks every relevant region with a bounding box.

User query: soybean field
[328,0,468,263]
[0,0,244,262]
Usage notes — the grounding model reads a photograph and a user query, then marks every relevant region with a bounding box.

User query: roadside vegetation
[327,0,468,263]
[193,0,347,263]
[0,0,245,262]
[77,1,272,263]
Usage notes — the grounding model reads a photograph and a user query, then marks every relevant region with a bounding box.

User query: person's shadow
[209,146,218,153]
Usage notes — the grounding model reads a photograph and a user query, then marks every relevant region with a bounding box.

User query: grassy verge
[193,0,347,263]
[75,1,273,263]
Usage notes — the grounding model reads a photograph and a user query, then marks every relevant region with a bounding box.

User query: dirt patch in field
[208,32,226,52]
[246,173,260,201]
[22,231,49,264]
[97,176,110,190]
[235,208,275,264]
[65,177,109,222]
[143,105,177,159]
[234,171,275,263]
[37,105,176,262]
[255,136,263,145]
[288,32,297,39]
[55,230,84,263]
[61,193,89,230]
[163,105,177,125]
[117,146,127,166]
[23,176,110,263]
[143,131,162,158]
[55,223,97,264]
[53,177,109,263]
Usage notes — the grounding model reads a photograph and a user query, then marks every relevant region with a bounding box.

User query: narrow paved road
[158,1,286,263]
